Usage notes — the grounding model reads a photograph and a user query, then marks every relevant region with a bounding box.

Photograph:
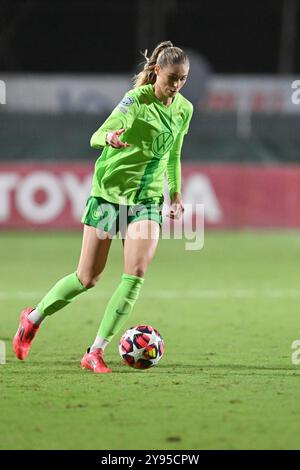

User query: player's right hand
[106,129,131,148]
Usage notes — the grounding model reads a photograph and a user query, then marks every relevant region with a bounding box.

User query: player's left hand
[168,193,184,219]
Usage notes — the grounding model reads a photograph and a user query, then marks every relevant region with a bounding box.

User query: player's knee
[77,272,101,289]
[128,265,146,278]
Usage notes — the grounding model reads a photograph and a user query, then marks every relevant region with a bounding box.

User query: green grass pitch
[1,230,300,450]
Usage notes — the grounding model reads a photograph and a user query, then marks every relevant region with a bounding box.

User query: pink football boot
[81,348,112,374]
[13,307,40,360]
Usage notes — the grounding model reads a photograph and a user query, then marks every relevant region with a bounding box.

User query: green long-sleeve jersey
[90,83,193,205]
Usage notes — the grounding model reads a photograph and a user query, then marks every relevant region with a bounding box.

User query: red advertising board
[0,163,299,229]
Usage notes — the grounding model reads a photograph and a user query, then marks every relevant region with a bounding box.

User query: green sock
[98,274,144,341]
[37,272,88,317]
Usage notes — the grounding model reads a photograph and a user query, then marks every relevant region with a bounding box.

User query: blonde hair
[133,40,189,88]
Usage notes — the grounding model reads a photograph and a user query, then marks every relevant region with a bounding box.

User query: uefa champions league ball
[119,325,164,369]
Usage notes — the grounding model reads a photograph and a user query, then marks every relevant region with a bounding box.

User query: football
[119,325,164,369]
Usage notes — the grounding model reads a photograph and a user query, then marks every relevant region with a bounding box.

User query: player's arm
[167,131,185,201]
[90,93,140,149]
[167,105,194,200]
[167,106,193,219]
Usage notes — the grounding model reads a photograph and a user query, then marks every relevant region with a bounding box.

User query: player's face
[154,63,189,98]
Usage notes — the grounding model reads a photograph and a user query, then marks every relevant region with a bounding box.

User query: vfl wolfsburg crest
[152,131,174,156]
[92,208,101,220]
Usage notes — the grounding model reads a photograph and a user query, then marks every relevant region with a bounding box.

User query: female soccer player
[13,40,193,373]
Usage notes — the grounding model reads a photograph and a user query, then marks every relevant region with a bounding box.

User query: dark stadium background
[1,0,299,74]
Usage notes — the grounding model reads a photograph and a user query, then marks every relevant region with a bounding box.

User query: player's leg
[14,225,112,360]
[76,224,112,288]
[123,219,160,278]
[33,224,112,319]
[88,219,160,373]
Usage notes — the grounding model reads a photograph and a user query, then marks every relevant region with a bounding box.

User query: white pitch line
[0,289,300,300]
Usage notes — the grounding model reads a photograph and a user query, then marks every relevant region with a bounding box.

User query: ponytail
[133,40,188,88]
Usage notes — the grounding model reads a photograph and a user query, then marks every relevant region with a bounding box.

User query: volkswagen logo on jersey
[152,131,174,156]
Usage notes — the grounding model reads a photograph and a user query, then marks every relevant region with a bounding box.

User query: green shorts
[81,196,163,235]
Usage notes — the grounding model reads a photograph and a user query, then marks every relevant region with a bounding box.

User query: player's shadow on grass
[12,358,300,376]
[154,363,300,377]
[96,360,300,375]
